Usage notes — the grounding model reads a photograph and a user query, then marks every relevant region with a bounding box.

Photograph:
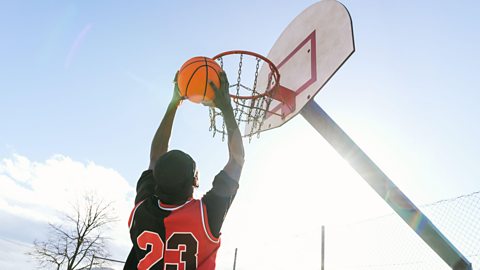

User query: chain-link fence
[326,191,480,270]
[91,192,479,270]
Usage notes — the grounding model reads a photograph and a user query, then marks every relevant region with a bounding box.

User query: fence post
[233,248,238,270]
[322,225,325,270]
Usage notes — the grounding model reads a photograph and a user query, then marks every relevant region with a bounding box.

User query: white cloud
[0,238,35,270]
[0,154,135,269]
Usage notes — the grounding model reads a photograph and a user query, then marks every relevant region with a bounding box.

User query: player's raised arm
[210,72,245,181]
[148,73,183,170]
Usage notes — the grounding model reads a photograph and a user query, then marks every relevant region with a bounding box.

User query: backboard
[245,0,355,135]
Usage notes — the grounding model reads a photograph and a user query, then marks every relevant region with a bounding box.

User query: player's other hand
[209,72,232,112]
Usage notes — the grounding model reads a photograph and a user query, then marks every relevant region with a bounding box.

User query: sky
[1,0,480,269]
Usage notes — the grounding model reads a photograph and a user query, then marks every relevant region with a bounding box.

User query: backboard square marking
[267,31,317,118]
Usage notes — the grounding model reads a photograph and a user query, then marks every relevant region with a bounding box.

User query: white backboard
[246,0,355,134]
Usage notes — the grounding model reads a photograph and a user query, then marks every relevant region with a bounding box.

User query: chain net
[209,52,278,141]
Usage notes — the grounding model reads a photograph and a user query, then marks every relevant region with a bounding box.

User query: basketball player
[124,71,244,270]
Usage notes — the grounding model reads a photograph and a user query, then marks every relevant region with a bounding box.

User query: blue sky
[1,1,479,269]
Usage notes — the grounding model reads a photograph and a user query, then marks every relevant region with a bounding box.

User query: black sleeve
[202,170,240,238]
[135,170,155,204]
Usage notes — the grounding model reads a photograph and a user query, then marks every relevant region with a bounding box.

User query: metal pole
[233,248,238,270]
[300,100,471,270]
[321,225,325,270]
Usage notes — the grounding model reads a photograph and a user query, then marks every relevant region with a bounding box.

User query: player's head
[153,150,198,204]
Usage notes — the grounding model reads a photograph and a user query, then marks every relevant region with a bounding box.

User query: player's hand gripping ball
[177,56,223,106]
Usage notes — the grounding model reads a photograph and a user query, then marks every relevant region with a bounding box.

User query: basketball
[177,56,223,104]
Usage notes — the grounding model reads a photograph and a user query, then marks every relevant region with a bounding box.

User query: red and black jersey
[124,170,238,270]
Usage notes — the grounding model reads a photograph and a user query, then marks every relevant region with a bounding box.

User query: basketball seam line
[186,63,208,97]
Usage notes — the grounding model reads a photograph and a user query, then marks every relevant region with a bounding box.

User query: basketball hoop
[210,50,296,140]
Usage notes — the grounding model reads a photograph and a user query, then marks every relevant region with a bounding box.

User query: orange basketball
[177,56,222,104]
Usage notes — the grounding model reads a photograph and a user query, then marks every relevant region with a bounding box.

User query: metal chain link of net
[209,53,277,141]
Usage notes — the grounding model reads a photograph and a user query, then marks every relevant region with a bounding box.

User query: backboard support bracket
[266,85,296,119]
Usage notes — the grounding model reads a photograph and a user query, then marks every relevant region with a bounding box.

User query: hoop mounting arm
[266,85,296,118]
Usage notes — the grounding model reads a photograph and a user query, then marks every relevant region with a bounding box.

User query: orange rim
[212,50,280,100]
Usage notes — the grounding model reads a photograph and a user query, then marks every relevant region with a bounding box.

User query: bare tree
[28,194,118,270]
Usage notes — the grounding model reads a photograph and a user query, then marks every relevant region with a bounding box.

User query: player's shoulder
[207,170,239,197]
[140,169,154,179]
[137,170,154,188]
[134,170,156,204]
